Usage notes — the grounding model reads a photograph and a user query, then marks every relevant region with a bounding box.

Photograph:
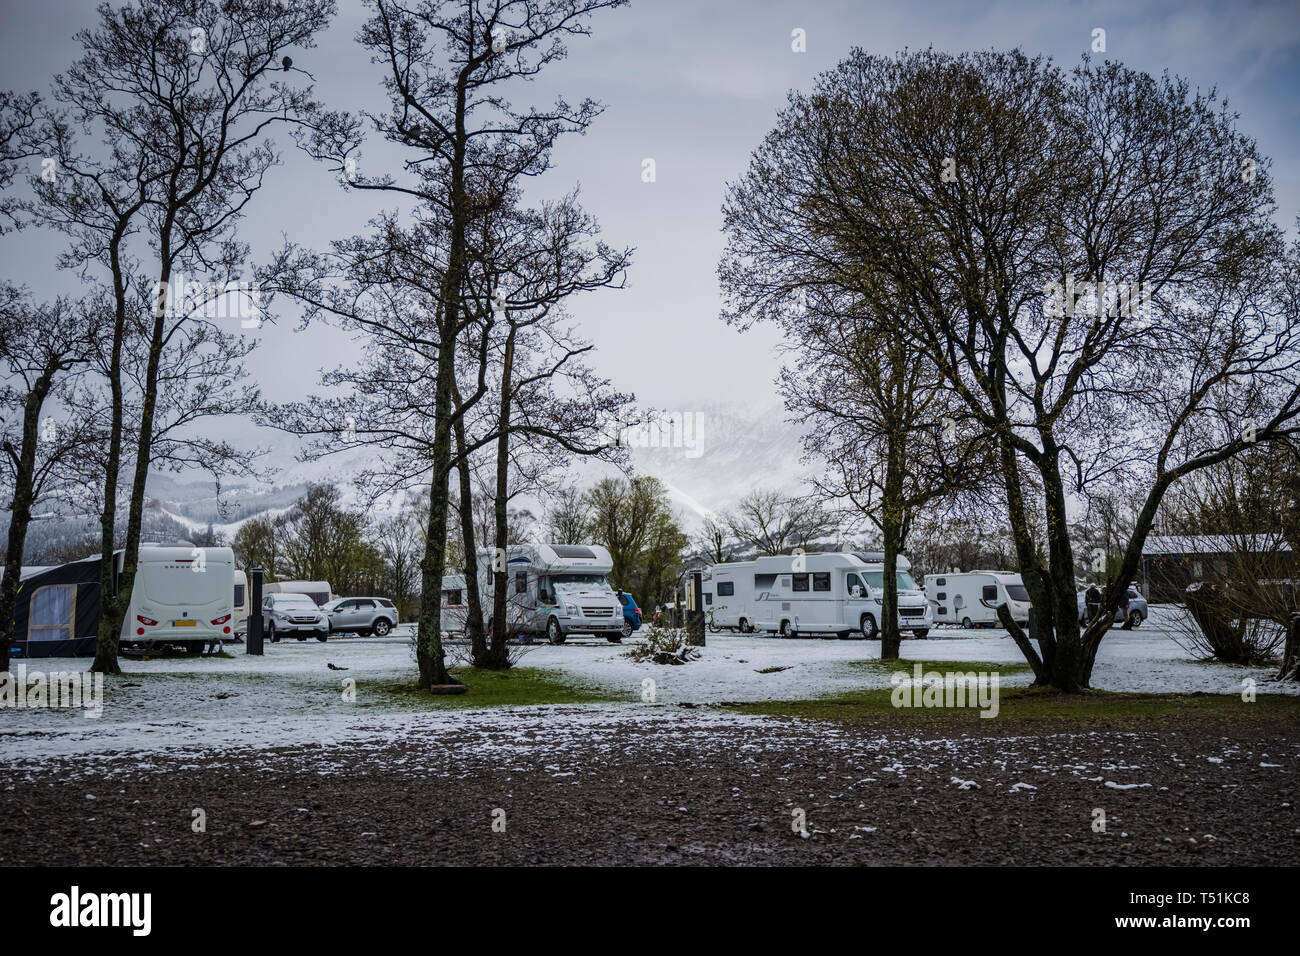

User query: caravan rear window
[29,584,76,642]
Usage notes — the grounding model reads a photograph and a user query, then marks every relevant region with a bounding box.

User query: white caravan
[478,543,624,644]
[705,560,757,632]
[264,580,332,605]
[120,545,236,651]
[233,569,249,637]
[712,551,932,638]
[440,573,468,634]
[924,571,1031,628]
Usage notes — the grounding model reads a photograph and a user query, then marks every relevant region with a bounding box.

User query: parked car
[1077,585,1148,628]
[615,590,642,639]
[262,592,329,642]
[322,597,399,636]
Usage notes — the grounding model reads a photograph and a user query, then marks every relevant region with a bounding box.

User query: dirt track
[3,709,1297,866]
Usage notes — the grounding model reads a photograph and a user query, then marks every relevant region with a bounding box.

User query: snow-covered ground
[2,605,1293,768]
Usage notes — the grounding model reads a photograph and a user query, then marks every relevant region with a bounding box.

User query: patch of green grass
[363,667,621,711]
[725,684,1300,729]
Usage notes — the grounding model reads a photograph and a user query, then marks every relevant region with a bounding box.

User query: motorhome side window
[791,573,809,592]
[812,572,830,591]
[717,581,735,596]
[937,591,947,600]
[982,584,998,601]
[515,571,528,594]
[754,573,778,593]
[705,593,712,605]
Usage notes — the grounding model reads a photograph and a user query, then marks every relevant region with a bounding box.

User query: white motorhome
[705,560,757,632]
[233,569,248,637]
[925,571,1031,628]
[120,545,236,651]
[711,551,932,638]
[264,580,332,605]
[478,544,624,644]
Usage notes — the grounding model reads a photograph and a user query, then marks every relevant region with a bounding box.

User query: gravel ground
[3,707,1296,866]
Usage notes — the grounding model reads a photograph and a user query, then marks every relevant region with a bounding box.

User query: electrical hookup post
[247,567,264,655]
[687,571,706,647]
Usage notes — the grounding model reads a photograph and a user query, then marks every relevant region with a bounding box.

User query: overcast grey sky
[2,0,1298,428]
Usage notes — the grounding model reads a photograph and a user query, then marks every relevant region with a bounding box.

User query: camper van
[120,545,236,652]
[706,560,757,632]
[263,580,332,605]
[711,552,932,639]
[233,569,248,637]
[478,543,624,644]
[924,571,1031,629]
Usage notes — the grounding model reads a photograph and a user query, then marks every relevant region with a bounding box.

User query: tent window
[29,584,76,642]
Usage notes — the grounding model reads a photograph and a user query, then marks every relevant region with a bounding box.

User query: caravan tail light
[137,616,158,626]
[211,614,231,625]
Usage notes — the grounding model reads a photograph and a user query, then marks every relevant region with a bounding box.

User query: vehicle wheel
[779,619,796,638]
[547,617,566,645]
[961,616,973,629]
[914,629,930,639]
[860,614,879,640]
[707,620,720,633]
[607,633,622,644]
[836,630,852,640]
[1127,610,1142,629]
[184,641,205,656]
[315,631,328,643]
[268,623,279,644]
[738,618,750,634]
[373,618,392,637]
[621,618,633,640]
[295,635,306,642]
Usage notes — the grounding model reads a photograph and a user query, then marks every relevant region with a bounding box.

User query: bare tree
[286,0,628,688]
[30,0,334,673]
[0,289,101,670]
[720,48,1300,690]
[722,489,835,557]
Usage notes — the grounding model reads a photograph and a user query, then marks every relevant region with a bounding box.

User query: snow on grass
[2,612,1295,766]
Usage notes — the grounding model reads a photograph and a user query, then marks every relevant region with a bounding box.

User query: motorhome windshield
[863,571,919,591]
[552,573,609,586]
[1006,584,1031,602]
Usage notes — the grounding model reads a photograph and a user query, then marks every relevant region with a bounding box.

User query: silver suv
[324,597,399,637]
[262,593,329,642]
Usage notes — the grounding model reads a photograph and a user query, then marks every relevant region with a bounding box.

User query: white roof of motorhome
[497,544,614,573]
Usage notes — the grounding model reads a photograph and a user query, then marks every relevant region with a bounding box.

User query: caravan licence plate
[172,619,196,627]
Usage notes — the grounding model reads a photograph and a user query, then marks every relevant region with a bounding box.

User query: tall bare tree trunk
[484,327,516,669]
[0,375,54,672]
[452,386,486,660]
[91,238,130,675]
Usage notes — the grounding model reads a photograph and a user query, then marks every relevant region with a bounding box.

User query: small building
[1141,534,1297,605]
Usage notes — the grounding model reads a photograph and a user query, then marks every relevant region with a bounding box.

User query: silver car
[323,597,399,637]
[1077,585,1148,628]
[262,593,329,642]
